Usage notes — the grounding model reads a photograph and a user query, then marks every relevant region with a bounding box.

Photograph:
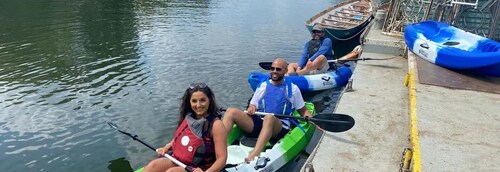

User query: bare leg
[245,115,283,161]
[143,158,176,172]
[296,55,327,75]
[165,166,187,172]
[222,108,254,134]
[286,63,299,75]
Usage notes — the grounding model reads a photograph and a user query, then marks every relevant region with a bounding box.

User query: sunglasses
[189,82,208,90]
[270,67,283,72]
[312,30,323,34]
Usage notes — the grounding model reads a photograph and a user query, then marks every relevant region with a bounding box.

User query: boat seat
[337,10,369,17]
[477,41,500,52]
[240,136,257,147]
[341,8,360,12]
[329,14,364,20]
[338,9,369,15]
[341,8,368,13]
[318,23,349,29]
[323,18,359,25]
[240,136,274,149]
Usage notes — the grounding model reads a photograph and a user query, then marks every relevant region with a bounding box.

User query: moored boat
[224,102,316,172]
[306,0,374,43]
[248,66,353,92]
[404,20,500,77]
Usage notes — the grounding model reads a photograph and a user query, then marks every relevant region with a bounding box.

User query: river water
[0,0,346,171]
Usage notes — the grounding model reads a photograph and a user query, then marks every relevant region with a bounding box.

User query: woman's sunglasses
[189,82,208,90]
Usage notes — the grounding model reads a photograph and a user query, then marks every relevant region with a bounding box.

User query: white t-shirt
[249,79,306,111]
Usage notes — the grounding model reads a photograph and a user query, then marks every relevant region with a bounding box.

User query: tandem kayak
[248,66,353,92]
[134,103,316,172]
[404,20,500,77]
[224,102,316,172]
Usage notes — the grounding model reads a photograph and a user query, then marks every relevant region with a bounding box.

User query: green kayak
[135,102,316,172]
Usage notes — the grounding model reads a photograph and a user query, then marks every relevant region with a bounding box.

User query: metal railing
[382,0,499,40]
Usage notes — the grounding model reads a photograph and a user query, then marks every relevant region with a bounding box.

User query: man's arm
[291,84,312,118]
[248,82,266,114]
[298,106,313,118]
[309,38,332,61]
[298,43,309,68]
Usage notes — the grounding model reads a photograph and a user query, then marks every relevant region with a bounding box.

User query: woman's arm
[156,140,173,155]
[206,120,228,172]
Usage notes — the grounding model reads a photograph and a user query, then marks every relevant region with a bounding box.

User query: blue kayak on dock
[248,66,352,92]
[404,20,500,77]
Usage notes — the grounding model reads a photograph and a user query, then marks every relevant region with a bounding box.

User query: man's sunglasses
[312,30,323,34]
[270,67,283,72]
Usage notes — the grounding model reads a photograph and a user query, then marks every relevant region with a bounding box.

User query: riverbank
[302,25,500,171]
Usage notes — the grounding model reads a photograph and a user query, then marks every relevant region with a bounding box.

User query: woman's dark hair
[178,83,220,127]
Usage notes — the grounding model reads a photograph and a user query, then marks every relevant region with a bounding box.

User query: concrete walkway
[413,51,500,171]
[302,28,500,171]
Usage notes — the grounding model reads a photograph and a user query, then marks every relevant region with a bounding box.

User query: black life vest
[307,38,323,59]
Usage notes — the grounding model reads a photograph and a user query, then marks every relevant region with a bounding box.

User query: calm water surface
[0,0,344,171]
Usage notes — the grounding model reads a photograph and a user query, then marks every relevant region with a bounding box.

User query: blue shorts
[246,115,289,144]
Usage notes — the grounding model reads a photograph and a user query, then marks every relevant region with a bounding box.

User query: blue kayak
[248,66,352,92]
[404,20,500,77]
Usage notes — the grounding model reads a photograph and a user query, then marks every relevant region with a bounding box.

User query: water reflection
[0,0,340,171]
[0,0,145,171]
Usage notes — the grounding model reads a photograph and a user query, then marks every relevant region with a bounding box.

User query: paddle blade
[312,113,355,132]
[108,122,118,129]
[258,62,272,70]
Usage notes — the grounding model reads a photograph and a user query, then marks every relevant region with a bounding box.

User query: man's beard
[271,75,284,82]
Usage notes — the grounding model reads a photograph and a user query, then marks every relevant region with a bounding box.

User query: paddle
[253,111,355,132]
[220,108,355,132]
[258,57,395,70]
[107,122,193,172]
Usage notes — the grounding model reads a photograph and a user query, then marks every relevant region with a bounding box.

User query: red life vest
[171,116,216,170]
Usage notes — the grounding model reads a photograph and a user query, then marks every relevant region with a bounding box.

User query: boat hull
[404,20,500,77]
[305,0,374,43]
[306,16,372,43]
[248,66,352,92]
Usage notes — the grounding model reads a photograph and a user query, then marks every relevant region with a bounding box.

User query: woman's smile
[190,91,210,118]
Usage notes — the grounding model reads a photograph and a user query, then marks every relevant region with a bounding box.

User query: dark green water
[0,0,344,171]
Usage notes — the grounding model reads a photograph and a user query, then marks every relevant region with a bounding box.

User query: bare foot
[244,156,254,163]
[244,152,258,162]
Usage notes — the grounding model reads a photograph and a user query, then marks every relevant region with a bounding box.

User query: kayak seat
[477,41,500,53]
[240,136,273,151]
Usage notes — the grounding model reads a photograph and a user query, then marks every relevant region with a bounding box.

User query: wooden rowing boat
[306,0,375,43]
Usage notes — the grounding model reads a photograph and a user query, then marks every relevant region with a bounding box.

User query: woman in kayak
[143,83,227,172]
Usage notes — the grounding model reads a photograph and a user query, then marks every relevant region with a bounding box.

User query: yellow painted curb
[408,68,421,172]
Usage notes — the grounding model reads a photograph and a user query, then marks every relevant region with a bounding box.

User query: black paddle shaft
[254,112,355,132]
[258,57,396,70]
[107,122,193,172]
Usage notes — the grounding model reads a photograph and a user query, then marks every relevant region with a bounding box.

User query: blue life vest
[258,80,294,128]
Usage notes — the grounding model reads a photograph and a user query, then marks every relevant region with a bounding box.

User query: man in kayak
[287,24,333,75]
[223,58,313,162]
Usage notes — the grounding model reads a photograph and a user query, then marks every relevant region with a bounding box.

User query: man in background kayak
[287,24,333,75]
[223,58,313,162]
